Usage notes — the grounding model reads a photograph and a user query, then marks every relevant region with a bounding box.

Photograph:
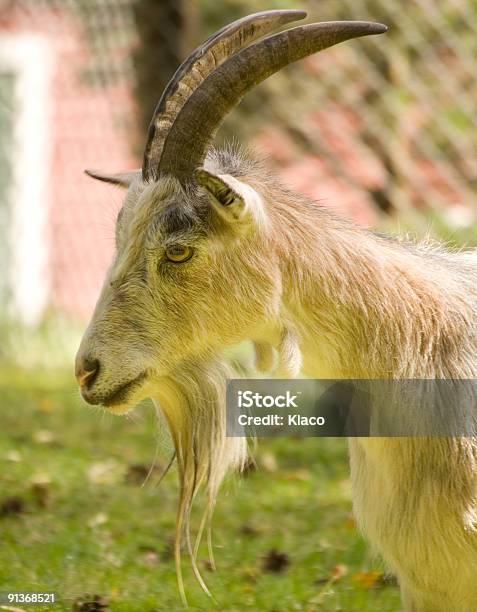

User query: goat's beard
[151,357,248,604]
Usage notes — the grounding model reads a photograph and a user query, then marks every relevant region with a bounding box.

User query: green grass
[0,367,401,611]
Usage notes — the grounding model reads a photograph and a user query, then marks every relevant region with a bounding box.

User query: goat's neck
[273,211,474,380]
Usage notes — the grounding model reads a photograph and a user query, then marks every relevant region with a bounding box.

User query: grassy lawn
[0,366,401,611]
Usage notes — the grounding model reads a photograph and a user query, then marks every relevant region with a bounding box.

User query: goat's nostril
[76,357,100,389]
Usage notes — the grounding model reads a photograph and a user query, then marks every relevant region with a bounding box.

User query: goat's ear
[84,169,141,188]
[195,167,265,227]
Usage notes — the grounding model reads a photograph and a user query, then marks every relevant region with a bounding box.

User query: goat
[76,10,477,611]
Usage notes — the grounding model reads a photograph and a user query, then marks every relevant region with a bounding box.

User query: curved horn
[142,9,307,181]
[156,21,388,183]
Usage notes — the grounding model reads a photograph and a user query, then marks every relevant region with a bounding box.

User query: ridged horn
[142,9,307,181]
[155,20,388,183]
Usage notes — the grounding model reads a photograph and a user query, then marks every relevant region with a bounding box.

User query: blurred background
[0,1,476,610]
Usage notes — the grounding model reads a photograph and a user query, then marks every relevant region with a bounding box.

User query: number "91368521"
[0,592,56,605]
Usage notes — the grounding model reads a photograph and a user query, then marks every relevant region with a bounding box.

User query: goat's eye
[165,245,193,263]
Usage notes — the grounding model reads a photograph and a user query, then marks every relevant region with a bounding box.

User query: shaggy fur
[77,146,477,610]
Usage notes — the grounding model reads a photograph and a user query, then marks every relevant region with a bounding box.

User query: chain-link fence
[1,0,476,367]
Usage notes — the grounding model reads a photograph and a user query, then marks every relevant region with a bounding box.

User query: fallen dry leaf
[138,546,159,566]
[124,463,166,485]
[316,563,348,585]
[88,512,108,528]
[239,523,259,537]
[0,496,26,517]
[30,473,51,486]
[5,450,22,462]
[124,464,150,485]
[33,430,55,444]
[88,460,124,485]
[72,594,109,611]
[260,451,278,473]
[352,569,384,588]
[331,563,348,580]
[262,549,290,573]
[344,514,356,530]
